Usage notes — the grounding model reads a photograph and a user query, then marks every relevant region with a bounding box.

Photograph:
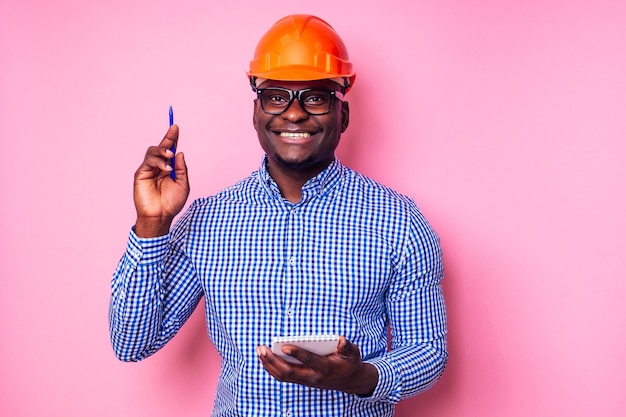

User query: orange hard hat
[247,15,356,92]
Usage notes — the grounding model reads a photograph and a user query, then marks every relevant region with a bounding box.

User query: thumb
[337,336,356,357]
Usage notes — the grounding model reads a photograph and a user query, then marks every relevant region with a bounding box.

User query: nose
[282,97,310,122]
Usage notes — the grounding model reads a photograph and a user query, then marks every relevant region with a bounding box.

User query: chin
[275,154,315,169]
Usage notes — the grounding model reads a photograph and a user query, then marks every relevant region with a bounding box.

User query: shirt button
[288,256,296,266]
[284,411,292,417]
[286,308,294,317]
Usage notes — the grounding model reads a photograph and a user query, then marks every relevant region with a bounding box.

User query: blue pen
[169,106,175,180]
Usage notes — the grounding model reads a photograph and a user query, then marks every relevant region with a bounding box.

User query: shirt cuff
[358,356,400,404]
[125,227,170,266]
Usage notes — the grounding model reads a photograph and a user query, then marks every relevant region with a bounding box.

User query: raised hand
[255,336,379,396]
[133,124,190,237]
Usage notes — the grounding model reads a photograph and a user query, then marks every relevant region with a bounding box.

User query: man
[110,14,447,417]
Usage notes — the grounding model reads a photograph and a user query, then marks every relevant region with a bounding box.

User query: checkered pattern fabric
[110,158,447,417]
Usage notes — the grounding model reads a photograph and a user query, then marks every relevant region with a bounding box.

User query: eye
[268,94,288,103]
[262,90,290,105]
[302,91,330,106]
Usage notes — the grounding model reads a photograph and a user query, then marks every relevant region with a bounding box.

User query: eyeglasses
[254,87,343,115]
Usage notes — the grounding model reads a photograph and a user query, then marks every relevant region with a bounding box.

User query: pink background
[1,0,625,416]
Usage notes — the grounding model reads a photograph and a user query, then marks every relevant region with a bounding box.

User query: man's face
[253,79,349,175]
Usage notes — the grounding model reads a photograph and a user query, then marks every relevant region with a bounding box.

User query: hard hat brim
[247,67,356,91]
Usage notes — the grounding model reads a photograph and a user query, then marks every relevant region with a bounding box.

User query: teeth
[280,132,311,138]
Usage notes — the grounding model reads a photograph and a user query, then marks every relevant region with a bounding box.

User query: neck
[266,158,332,203]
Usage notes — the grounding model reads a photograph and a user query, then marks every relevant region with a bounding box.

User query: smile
[279,132,311,139]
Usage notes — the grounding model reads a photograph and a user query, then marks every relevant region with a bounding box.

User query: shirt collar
[257,156,344,203]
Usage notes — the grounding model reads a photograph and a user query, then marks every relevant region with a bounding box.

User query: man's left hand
[255,336,378,396]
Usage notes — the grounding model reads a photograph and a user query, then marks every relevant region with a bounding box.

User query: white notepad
[271,335,340,364]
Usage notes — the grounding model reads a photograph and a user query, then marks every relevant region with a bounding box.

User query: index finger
[158,124,179,149]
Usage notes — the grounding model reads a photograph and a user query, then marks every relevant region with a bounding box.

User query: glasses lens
[259,88,333,115]
[260,89,291,114]
[300,90,333,114]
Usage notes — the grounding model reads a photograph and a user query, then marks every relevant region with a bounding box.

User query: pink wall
[1,1,625,416]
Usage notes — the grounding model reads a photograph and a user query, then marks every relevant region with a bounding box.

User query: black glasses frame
[253,86,343,115]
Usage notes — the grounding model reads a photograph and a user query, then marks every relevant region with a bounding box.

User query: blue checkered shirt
[110,158,447,417]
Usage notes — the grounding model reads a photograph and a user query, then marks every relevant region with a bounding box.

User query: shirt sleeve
[109,218,203,362]
[360,204,448,403]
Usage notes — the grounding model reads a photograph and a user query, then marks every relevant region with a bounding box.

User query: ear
[252,99,259,131]
[340,101,350,133]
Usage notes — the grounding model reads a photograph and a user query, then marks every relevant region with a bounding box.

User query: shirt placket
[280,202,303,417]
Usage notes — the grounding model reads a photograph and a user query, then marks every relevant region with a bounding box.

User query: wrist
[353,363,379,397]
[134,216,173,238]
